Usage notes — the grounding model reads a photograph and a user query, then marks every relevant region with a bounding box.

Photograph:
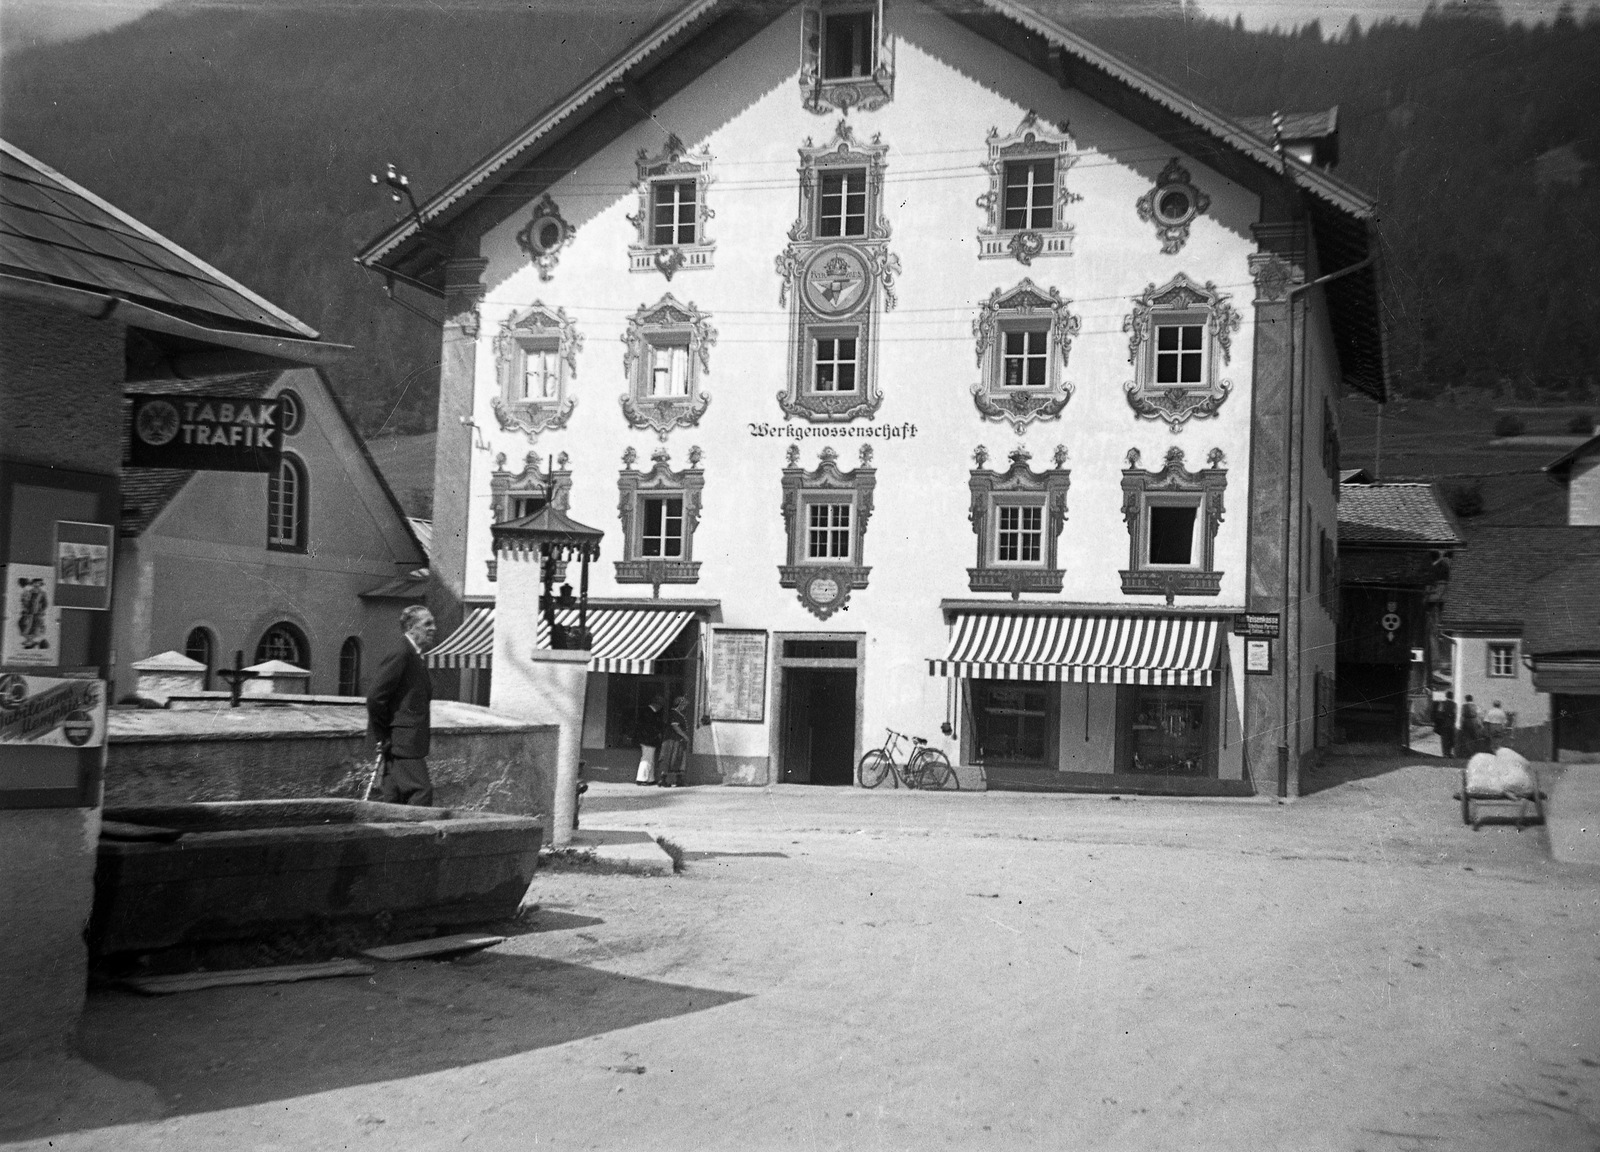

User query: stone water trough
[91,799,542,958]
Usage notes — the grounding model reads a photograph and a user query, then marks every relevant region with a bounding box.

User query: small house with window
[112,366,428,701]
[359,1,1386,795]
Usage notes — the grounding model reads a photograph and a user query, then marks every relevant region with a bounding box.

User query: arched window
[184,626,215,690]
[338,637,362,696]
[256,622,309,669]
[268,454,308,552]
[276,388,305,436]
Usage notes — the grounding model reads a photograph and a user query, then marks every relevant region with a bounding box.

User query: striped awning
[928,612,1222,686]
[425,606,494,669]
[426,606,695,674]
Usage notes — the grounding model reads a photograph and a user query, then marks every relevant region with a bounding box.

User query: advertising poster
[54,521,114,610]
[0,674,106,747]
[3,563,59,668]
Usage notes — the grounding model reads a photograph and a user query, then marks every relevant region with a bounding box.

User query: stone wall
[106,702,559,819]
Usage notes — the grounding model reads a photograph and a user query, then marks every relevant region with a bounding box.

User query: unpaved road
[8,759,1600,1150]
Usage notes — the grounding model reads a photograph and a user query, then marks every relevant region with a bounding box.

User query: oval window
[1157,189,1192,223]
[277,389,305,436]
[536,220,563,251]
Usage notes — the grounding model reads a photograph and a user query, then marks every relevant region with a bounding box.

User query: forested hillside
[3,0,1596,433]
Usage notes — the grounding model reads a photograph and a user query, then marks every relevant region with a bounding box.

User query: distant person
[1431,691,1458,758]
[1483,700,1510,747]
[656,694,690,788]
[634,695,666,785]
[367,604,437,806]
[1461,694,1483,757]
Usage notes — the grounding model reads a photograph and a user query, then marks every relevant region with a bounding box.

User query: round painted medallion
[802,245,870,318]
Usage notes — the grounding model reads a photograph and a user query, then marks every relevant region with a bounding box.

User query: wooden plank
[359,934,505,962]
[117,959,374,996]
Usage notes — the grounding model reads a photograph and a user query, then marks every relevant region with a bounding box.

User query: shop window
[604,673,688,749]
[1122,273,1241,428]
[1123,685,1214,776]
[1120,446,1228,602]
[627,136,714,279]
[776,120,897,423]
[256,622,309,669]
[1488,643,1517,678]
[971,279,1080,432]
[616,445,704,592]
[267,453,308,553]
[338,636,362,696]
[492,301,581,439]
[184,626,214,690]
[975,113,1078,263]
[780,444,876,619]
[621,295,715,439]
[969,680,1057,767]
[1134,158,1211,255]
[800,2,893,114]
[966,444,1071,598]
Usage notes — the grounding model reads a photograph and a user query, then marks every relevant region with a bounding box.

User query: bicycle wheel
[858,749,892,789]
[916,749,956,791]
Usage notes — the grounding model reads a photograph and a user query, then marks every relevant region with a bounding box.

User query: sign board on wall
[128,394,283,471]
[0,674,106,747]
[1233,613,1282,639]
[2,564,59,667]
[708,629,768,722]
[1244,639,1273,675]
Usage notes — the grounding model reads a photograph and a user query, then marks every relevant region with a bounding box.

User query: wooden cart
[1457,766,1546,830]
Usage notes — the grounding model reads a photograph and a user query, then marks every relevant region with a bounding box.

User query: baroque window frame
[1134,158,1211,255]
[620,294,715,440]
[1122,273,1241,430]
[971,279,1081,433]
[514,193,576,281]
[967,444,1071,598]
[488,450,574,582]
[615,444,705,593]
[975,112,1080,264]
[1119,446,1228,602]
[779,444,876,620]
[799,0,894,116]
[626,135,715,280]
[491,301,581,439]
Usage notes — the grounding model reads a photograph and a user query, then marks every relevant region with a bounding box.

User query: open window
[621,294,715,439]
[615,445,704,593]
[627,135,714,279]
[1123,273,1240,428]
[971,279,1080,432]
[1119,446,1228,602]
[976,113,1078,263]
[800,1,893,114]
[779,444,876,619]
[967,444,1071,598]
[492,301,580,439]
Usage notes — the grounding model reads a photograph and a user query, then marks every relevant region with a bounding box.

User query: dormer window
[800,2,893,115]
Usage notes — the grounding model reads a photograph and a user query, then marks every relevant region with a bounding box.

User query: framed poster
[708,629,768,722]
[2,563,58,667]
[1244,639,1273,675]
[54,521,114,610]
[0,674,106,748]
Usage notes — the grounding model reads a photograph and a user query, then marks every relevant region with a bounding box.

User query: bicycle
[858,728,957,790]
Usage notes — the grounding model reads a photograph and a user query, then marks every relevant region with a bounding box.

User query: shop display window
[968,680,1057,767]
[1123,685,1213,776]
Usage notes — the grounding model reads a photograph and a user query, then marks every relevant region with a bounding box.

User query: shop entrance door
[1554,695,1600,756]
[780,668,858,785]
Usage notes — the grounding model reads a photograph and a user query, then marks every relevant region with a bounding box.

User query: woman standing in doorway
[657,695,690,787]
[635,695,666,785]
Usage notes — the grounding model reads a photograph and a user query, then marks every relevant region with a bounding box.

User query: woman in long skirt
[656,695,690,787]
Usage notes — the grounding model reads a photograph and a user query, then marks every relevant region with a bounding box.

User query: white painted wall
[460,4,1266,771]
[1568,457,1600,525]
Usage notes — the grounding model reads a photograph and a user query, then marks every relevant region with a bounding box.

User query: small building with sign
[358,2,1388,796]
[0,139,343,1080]
[113,366,428,702]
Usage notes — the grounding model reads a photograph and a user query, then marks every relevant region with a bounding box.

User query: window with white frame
[1002,327,1049,388]
[1119,446,1228,602]
[976,113,1078,263]
[621,295,714,439]
[813,333,859,393]
[818,169,868,237]
[966,444,1070,596]
[615,445,703,590]
[1488,642,1517,678]
[492,302,580,439]
[1154,320,1205,387]
[1003,159,1055,231]
[628,135,715,278]
[995,504,1043,563]
[799,2,893,114]
[780,444,876,620]
[652,181,698,247]
[267,454,307,552]
[1123,274,1240,428]
[971,280,1080,433]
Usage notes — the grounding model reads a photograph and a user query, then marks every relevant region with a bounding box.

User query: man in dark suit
[367,604,437,805]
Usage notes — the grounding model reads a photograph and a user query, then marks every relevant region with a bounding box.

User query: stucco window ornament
[1119,445,1228,603]
[1135,158,1211,255]
[1122,273,1241,430]
[779,444,876,620]
[620,294,715,440]
[971,279,1081,433]
[967,443,1071,599]
[798,1,894,116]
[491,302,580,440]
[615,445,705,595]
[626,134,715,280]
[514,193,576,281]
[488,450,574,582]
[975,112,1080,264]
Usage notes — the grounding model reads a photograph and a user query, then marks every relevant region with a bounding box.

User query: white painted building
[359,0,1388,796]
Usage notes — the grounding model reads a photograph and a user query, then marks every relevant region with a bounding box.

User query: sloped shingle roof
[1338,483,1462,547]
[1441,526,1600,630]
[1524,556,1600,654]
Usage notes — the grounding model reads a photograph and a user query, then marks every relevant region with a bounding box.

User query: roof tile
[1338,483,1461,546]
[1442,526,1600,630]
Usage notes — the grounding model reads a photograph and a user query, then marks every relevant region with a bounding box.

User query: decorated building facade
[359,0,1388,796]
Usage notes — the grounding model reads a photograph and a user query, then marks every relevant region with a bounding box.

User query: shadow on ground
[32,954,747,1140]
[1300,752,1450,796]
